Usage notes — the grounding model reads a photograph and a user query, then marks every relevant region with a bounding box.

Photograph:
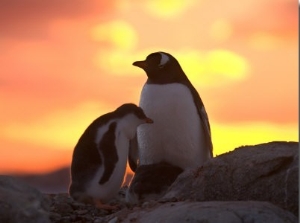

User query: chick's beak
[145,117,154,124]
[133,60,147,69]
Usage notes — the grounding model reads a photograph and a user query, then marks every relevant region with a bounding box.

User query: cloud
[0,0,108,20]
[0,0,115,39]
[230,0,297,42]
[176,49,249,87]
[0,101,114,149]
[144,0,197,18]
[93,47,249,87]
[91,20,138,50]
[0,0,297,176]
[206,57,298,125]
[0,138,71,173]
[211,121,298,156]
[209,19,233,42]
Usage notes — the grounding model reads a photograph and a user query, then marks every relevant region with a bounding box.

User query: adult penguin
[129,52,213,172]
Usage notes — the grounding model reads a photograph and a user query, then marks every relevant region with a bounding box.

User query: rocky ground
[46,189,128,223]
[46,192,298,223]
[0,141,298,223]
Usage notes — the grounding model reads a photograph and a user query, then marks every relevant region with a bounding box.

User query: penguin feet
[70,192,119,210]
[93,199,119,210]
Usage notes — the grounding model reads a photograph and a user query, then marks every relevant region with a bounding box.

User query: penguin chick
[69,103,153,209]
[129,51,213,172]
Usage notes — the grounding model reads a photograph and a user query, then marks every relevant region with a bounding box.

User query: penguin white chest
[137,83,205,169]
[87,124,129,203]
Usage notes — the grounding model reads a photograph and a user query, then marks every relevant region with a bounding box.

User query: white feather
[159,52,169,67]
[137,83,210,169]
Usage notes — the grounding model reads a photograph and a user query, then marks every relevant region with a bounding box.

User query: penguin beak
[145,117,154,124]
[133,60,147,69]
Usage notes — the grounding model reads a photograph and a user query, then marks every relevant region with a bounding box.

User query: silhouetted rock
[14,166,134,194]
[0,175,50,223]
[163,141,298,216]
[14,167,71,193]
[105,201,298,223]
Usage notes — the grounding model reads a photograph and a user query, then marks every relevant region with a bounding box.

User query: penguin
[69,103,153,209]
[129,52,213,172]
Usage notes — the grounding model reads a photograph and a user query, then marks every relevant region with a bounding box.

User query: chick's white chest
[137,83,205,169]
[87,123,128,202]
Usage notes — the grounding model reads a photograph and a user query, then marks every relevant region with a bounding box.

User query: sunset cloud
[0,0,297,174]
[0,101,114,149]
[209,19,233,42]
[176,49,249,87]
[93,47,249,88]
[91,20,138,50]
[248,32,292,50]
[212,122,298,155]
[144,0,196,18]
[229,0,297,42]
[0,138,71,173]
[0,0,113,39]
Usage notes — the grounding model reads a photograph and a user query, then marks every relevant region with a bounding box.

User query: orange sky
[0,0,298,174]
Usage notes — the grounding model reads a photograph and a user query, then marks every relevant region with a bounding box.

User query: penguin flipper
[187,82,213,158]
[199,104,213,157]
[128,134,139,172]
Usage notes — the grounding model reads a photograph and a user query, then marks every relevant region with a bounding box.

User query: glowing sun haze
[0,0,298,174]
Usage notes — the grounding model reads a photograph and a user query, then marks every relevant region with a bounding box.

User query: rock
[3,141,296,222]
[163,141,298,216]
[44,191,298,223]
[106,201,298,223]
[14,167,70,193]
[47,190,128,223]
[0,175,50,223]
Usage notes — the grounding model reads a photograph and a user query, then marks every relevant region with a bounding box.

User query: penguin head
[115,103,153,139]
[133,52,186,83]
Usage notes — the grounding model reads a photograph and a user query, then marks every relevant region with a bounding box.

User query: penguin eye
[158,64,164,69]
[147,53,162,67]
